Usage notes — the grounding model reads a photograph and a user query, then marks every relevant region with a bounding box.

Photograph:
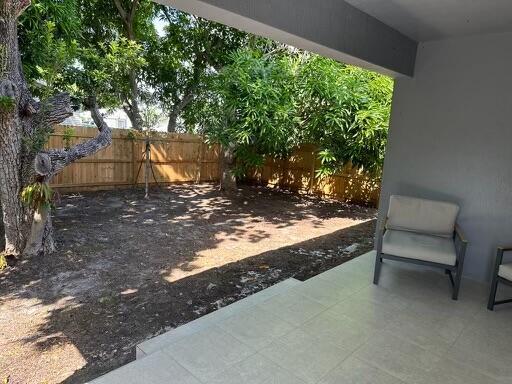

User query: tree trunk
[113,0,143,131]
[167,91,195,133]
[23,205,50,257]
[122,72,144,131]
[0,203,5,251]
[0,1,30,256]
[220,144,237,193]
[0,1,112,259]
[167,110,178,133]
[127,70,143,131]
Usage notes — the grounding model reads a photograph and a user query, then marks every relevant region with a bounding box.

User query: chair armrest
[453,224,468,264]
[378,218,387,235]
[454,224,467,244]
[496,246,512,266]
[375,218,387,254]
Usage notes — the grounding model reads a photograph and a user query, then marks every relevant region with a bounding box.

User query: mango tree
[201,49,393,192]
[201,48,299,191]
[0,0,112,259]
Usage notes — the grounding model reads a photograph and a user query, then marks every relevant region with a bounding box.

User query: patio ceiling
[345,0,512,42]
[157,0,418,78]
[156,0,512,78]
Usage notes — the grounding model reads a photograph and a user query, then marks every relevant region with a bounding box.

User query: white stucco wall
[379,31,512,281]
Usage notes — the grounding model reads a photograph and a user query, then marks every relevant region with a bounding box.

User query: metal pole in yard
[144,137,150,199]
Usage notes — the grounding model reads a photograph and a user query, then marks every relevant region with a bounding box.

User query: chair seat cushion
[382,229,456,266]
[499,263,512,281]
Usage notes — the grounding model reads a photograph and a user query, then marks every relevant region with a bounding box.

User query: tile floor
[91,252,512,384]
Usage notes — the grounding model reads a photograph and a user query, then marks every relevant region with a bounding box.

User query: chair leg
[487,248,505,310]
[487,276,499,311]
[452,240,467,301]
[452,266,463,300]
[446,269,455,287]
[373,253,382,285]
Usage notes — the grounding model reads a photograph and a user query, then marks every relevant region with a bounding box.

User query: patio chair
[487,247,512,310]
[373,195,468,300]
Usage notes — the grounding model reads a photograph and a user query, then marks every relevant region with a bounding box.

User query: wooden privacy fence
[247,144,381,206]
[47,125,220,192]
[47,126,380,205]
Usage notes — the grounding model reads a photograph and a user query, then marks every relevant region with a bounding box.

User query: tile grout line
[160,349,208,384]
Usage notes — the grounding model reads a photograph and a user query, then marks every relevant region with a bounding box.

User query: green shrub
[21,182,54,210]
[62,127,75,149]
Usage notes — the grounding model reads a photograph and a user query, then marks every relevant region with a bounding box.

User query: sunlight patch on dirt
[164,217,371,283]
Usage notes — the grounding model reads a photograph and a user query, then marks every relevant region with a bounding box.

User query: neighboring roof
[345,0,512,42]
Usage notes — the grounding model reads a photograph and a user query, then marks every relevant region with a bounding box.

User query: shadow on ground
[0,184,376,383]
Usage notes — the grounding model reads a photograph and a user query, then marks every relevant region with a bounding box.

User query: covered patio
[92,252,512,383]
[91,0,512,382]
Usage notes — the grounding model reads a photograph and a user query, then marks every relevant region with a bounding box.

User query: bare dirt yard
[0,184,376,384]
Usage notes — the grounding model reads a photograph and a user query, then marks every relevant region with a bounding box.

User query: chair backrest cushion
[386,195,459,238]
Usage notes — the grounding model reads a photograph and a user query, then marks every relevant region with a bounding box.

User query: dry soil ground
[0,184,376,383]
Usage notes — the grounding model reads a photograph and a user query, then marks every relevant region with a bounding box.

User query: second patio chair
[487,247,512,310]
[373,195,468,300]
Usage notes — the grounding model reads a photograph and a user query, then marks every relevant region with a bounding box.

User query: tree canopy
[19,0,81,98]
[17,1,393,179]
[144,6,248,132]
[199,49,393,179]
[199,49,300,176]
[296,55,393,175]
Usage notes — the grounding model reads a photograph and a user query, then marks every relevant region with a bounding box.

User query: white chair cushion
[498,263,512,281]
[386,195,459,238]
[382,229,457,266]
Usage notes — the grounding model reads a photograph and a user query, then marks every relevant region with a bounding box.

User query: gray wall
[379,31,512,281]
[162,0,417,77]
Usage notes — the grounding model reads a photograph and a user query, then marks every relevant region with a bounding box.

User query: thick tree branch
[112,0,142,129]
[87,97,110,133]
[167,65,201,132]
[129,0,140,24]
[161,7,173,25]
[33,92,73,128]
[167,90,195,132]
[171,88,195,117]
[113,0,129,25]
[38,97,112,177]
[16,0,31,16]
[113,0,139,38]
[2,0,32,17]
